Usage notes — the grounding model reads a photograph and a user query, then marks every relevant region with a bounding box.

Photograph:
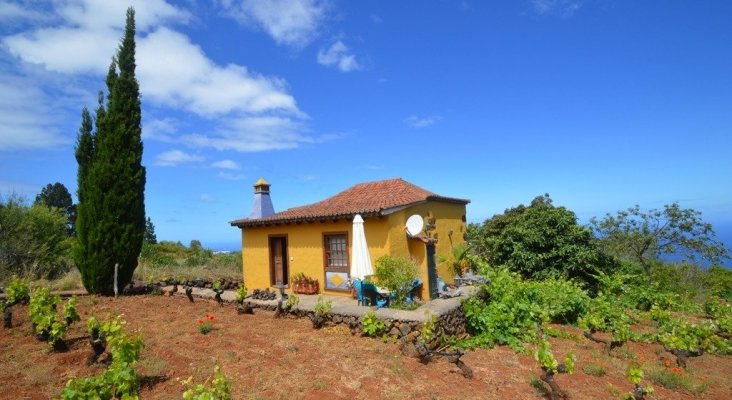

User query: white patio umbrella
[351,214,373,280]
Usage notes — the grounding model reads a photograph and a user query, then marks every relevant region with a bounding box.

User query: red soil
[1,295,730,399]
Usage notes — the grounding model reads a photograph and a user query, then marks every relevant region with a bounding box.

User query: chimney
[250,178,275,218]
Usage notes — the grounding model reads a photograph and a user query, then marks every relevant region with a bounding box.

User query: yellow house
[230,178,470,298]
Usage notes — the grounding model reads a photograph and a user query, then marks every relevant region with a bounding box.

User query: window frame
[322,232,350,291]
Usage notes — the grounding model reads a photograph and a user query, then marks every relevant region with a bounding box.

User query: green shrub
[0,195,72,280]
[658,318,732,355]
[63,297,81,325]
[361,309,385,337]
[28,287,61,334]
[181,364,231,400]
[462,263,589,351]
[535,338,575,374]
[524,277,589,324]
[704,297,732,334]
[3,275,29,306]
[152,253,178,267]
[285,293,299,309]
[578,295,634,347]
[374,255,418,305]
[314,295,332,316]
[420,312,438,342]
[236,284,248,303]
[705,265,732,301]
[61,315,144,399]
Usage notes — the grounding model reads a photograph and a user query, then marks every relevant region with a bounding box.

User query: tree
[74,8,146,295]
[469,194,616,289]
[0,194,71,280]
[590,202,730,273]
[144,217,157,244]
[34,182,76,235]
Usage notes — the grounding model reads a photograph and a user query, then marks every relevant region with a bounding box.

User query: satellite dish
[405,214,424,237]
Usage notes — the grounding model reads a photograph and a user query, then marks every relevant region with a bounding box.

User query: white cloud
[211,160,240,170]
[0,75,68,150]
[200,192,215,203]
[3,0,190,75]
[0,2,50,22]
[137,27,303,117]
[532,0,582,17]
[183,116,313,152]
[154,150,204,166]
[220,0,328,48]
[404,115,441,128]
[56,0,189,33]
[1,0,314,153]
[317,41,361,72]
[143,117,177,142]
[217,171,246,181]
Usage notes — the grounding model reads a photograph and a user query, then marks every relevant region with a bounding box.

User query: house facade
[230,178,470,297]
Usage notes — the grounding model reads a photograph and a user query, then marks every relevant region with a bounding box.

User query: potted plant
[304,276,319,295]
[291,272,306,293]
[292,273,319,294]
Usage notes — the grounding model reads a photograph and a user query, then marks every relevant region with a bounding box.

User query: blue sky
[1,0,731,252]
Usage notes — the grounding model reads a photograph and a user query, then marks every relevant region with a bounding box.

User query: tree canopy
[468,194,616,289]
[590,202,730,272]
[144,217,157,244]
[1,194,71,280]
[34,182,76,235]
[74,8,146,294]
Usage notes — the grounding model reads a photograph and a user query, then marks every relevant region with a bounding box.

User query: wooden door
[269,236,288,286]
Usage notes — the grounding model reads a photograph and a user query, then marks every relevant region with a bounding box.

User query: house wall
[386,201,468,287]
[238,200,467,297]
[241,217,393,293]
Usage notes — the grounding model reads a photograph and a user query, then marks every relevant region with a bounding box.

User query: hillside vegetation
[460,195,731,397]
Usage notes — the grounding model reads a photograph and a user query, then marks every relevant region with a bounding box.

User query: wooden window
[323,233,349,291]
[324,233,348,269]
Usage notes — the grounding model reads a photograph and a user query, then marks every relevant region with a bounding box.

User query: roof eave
[231,210,383,228]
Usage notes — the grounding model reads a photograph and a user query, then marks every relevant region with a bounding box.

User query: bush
[0,195,72,280]
[3,275,29,307]
[181,364,231,400]
[361,309,385,337]
[314,295,332,316]
[462,263,590,351]
[468,195,617,290]
[578,295,634,347]
[374,255,418,305]
[61,315,144,399]
[28,287,61,333]
[704,265,732,301]
[524,277,589,324]
[658,318,732,356]
[596,264,695,313]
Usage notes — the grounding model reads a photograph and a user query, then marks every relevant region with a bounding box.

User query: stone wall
[249,301,468,344]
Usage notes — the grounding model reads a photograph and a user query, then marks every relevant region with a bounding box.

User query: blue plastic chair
[361,282,390,308]
[353,279,369,306]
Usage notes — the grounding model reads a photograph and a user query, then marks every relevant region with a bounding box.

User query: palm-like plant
[439,243,471,277]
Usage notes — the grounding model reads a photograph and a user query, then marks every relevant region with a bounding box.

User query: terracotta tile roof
[230,178,469,228]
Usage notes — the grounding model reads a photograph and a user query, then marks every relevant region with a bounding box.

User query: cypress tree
[74,8,145,294]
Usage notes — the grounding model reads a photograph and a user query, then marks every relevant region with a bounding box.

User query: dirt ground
[1,294,731,400]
